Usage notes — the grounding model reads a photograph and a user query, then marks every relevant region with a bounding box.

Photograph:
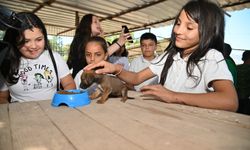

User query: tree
[49,35,70,60]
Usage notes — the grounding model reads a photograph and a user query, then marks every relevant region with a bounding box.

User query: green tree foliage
[49,36,70,60]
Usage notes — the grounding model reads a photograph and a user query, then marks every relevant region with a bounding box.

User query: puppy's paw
[89,94,97,100]
[120,97,127,103]
[96,96,108,104]
[96,99,105,104]
[89,91,101,100]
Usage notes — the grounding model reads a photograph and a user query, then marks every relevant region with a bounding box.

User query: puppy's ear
[80,82,85,89]
[93,74,103,83]
[80,72,86,81]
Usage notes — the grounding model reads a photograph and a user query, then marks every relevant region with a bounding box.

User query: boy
[129,32,159,91]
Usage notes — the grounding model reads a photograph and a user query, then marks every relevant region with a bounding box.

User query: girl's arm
[178,80,238,111]
[60,74,76,90]
[141,80,238,112]
[84,61,155,85]
[107,28,130,56]
[114,64,155,85]
[0,90,10,104]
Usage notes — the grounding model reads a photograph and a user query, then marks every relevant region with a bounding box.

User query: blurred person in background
[223,43,237,85]
[236,50,250,115]
[109,38,130,70]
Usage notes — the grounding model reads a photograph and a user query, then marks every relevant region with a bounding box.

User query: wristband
[114,66,123,76]
[115,41,122,48]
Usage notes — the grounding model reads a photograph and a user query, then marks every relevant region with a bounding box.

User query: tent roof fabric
[1,0,250,37]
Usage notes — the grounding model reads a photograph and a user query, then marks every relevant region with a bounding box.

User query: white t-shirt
[149,49,233,93]
[74,69,84,89]
[129,55,159,91]
[109,56,130,70]
[0,50,70,102]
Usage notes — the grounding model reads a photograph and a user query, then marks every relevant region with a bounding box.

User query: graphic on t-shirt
[18,61,55,91]
[34,73,44,89]
[19,71,29,91]
[44,68,54,87]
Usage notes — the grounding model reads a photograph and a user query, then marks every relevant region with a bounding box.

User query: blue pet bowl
[52,89,90,108]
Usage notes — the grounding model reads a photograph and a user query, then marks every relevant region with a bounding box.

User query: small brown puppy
[80,70,129,104]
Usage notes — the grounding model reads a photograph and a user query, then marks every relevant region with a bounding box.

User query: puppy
[80,70,129,104]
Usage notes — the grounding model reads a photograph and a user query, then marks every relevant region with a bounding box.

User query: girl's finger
[84,62,103,70]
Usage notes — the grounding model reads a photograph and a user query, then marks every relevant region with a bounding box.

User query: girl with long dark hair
[67,14,130,78]
[0,12,76,103]
[84,0,238,112]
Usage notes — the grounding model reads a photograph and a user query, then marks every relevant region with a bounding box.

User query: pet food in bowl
[52,89,90,108]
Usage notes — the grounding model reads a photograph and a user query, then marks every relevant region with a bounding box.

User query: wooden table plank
[1,90,249,150]
[124,99,250,149]
[0,104,12,150]
[8,102,76,150]
[131,91,250,127]
[38,100,144,150]
[145,99,250,127]
[127,91,250,150]
[80,95,250,150]
[78,100,199,150]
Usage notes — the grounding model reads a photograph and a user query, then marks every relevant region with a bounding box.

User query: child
[84,0,238,112]
[109,38,130,70]
[0,12,76,103]
[129,32,159,91]
[74,36,108,88]
[67,14,130,78]
[236,50,250,114]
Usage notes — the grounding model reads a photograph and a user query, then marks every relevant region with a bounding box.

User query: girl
[84,0,238,112]
[67,14,130,78]
[109,38,130,70]
[0,12,76,103]
[74,36,108,88]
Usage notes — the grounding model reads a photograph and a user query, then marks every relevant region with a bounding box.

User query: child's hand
[140,84,177,103]
[117,27,131,46]
[84,60,118,75]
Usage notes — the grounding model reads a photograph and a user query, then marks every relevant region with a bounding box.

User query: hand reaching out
[84,60,120,75]
[140,84,178,103]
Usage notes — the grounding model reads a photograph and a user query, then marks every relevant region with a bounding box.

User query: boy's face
[140,39,157,58]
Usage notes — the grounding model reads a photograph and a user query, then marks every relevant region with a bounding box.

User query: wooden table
[1,91,250,150]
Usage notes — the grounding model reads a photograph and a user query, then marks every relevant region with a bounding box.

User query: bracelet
[114,66,123,76]
[115,41,122,48]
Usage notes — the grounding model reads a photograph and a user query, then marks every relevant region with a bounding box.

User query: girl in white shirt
[74,36,109,88]
[0,12,76,103]
[84,0,238,112]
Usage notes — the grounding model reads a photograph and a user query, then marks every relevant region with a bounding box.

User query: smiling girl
[84,0,238,112]
[0,12,76,103]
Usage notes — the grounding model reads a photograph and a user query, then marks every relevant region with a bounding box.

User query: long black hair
[1,12,52,84]
[159,0,225,86]
[111,38,128,57]
[67,14,94,78]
